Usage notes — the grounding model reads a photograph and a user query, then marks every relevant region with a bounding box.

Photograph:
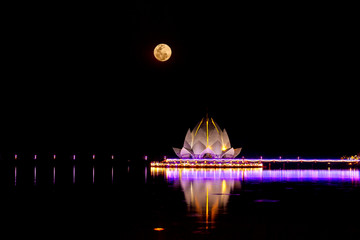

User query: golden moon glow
[154,43,172,62]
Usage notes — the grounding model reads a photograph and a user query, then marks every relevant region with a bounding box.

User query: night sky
[2,1,359,160]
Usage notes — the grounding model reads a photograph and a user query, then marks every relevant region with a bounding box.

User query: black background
[1,1,359,160]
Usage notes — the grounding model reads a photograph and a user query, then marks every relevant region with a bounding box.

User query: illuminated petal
[193,142,206,156]
[221,129,231,149]
[233,148,242,158]
[221,148,235,158]
[210,141,222,156]
[173,147,182,158]
[180,147,194,158]
[184,129,193,149]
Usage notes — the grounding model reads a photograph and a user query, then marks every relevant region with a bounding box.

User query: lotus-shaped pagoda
[173,115,241,159]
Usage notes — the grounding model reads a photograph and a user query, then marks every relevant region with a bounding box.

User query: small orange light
[154,228,165,231]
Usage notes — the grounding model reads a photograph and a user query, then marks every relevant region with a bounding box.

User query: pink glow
[34,166,37,185]
[92,166,95,184]
[73,165,76,184]
[111,167,114,184]
[53,167,56,184]
[161,168,360,183]
[14,167,17,186]
[73,154,76,160]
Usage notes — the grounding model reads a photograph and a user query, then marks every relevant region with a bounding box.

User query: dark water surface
[2,159,360,239]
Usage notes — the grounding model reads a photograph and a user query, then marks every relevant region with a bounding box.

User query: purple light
[159,169,360,183]
[111,167,114,184]
[53,167,56,185]
[254,199,280,203]
[73,154,76,160]
[164,168,255,180]
[73,165,76,184]
[92,166,95,184]
[34,166,37,185]
[15,154,17,160]
[14,167,17,186]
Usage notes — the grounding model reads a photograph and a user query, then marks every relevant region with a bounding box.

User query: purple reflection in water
[111,167,114,184]
[92,166,95,184]
[34,166,37,185]
[162,169,360,183]
[73,165,76,184]
[164,168,256,180]
[53,167,56,185]
[254,199,280,203]
[259,169,360,182]
[14,167,17,186]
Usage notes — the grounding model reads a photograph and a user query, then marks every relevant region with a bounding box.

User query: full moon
[154,43,172,62]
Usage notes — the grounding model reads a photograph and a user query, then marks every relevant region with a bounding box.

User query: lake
[2,159,360,239]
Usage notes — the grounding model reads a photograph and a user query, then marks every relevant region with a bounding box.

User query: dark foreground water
[2,159,360,239]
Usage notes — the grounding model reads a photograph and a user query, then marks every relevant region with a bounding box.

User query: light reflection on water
[152,168,261,230]
[11,165,360,187]
[256,169,360,182]
[73,165,76,184]
[53,166,55,185]
[11,164,114,186]
[5,164,360,238]
[151,168,360,230]
[152,168,360,182]
[34,166,37,186]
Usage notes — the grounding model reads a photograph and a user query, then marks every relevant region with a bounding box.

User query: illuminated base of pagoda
[150,159,263,168]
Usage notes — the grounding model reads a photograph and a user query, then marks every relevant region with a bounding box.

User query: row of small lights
[13,154,119,160]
